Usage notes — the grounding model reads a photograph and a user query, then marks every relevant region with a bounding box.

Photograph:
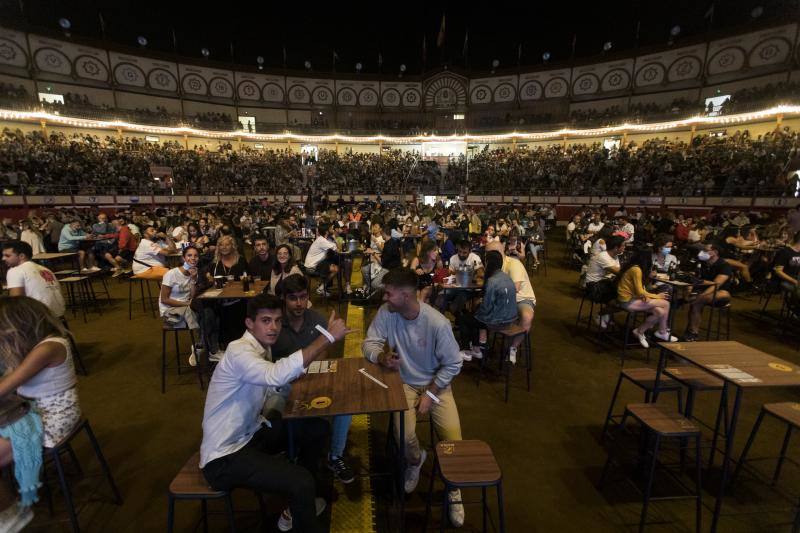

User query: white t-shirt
[620,222,635,243]
[304,236,337,270]
[586,251,620,283]
[159,267,193,316]
[449,252,483,271]
[21,229,45,256]
[502,256,536,303]
[133,238,167,274]
[6,261,66,317]
[587,222,605,234]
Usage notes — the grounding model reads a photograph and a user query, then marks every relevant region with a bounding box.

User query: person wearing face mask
[652,235,679,280]
[159,246,203,367]
[683,243,733,342]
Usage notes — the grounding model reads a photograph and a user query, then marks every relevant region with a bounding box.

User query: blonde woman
[0,297,81,529]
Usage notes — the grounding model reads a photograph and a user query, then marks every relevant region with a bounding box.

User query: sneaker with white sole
[600,314,610,329]
[328,455,355,484]
[459,350,473,362]
[508,346,517,364]
[653,330,678,342]
[208,350,224,363]
[469,343,485,359]
[404,449,427,493]
[88,266,101,272]
[277,497,327,531]
[632,329,649,348]
[448,489,465,527]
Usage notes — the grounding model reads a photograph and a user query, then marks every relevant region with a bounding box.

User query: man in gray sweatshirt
[362,267,465,528]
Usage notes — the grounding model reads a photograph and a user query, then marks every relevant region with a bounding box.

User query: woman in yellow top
[616,249,677,348]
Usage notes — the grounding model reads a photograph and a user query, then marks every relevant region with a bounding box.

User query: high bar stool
[601,368,683,444]
[167,451,244,533]
[424,440,505,533]
[162,324,204,393]
[599,403,703,533]
[702,300,732,341]
[616,308,652,366]
[128,274,160,319]
[60,276,98,323]
[43,418,123,533]
[481,324,531,402]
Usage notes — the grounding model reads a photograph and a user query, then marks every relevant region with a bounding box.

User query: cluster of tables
[652,340,800,531]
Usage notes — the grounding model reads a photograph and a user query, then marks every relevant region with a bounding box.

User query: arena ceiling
[2,0,795,75]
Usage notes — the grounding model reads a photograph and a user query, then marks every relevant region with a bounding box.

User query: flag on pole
[422,35,427,70]
[282,45,287,68]
[97,12,106,40]
[704,2,715,21]
[332,50,339,71]
[635,20,641,47]
[171,27,178,53]
[437,14,446,48]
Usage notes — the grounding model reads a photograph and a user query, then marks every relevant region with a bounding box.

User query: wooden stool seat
[436,440,501,486]
[169,452,223,497]
[763,402,800,428]
[621,368,681,391]
[664,366,724,390]
[626,403,700,437]
[60,276,90,283]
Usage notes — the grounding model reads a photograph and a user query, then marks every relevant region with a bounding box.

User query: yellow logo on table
[768,362,793,372]
[310,396,332,409]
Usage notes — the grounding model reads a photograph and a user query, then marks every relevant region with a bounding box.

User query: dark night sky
[1,0,798,75]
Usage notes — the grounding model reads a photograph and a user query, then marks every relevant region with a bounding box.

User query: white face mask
[697,251,711,262]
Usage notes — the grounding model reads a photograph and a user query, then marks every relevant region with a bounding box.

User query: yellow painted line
[330,260,377,533]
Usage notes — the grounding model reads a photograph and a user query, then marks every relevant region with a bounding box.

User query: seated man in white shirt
[132,225,177,279]
[303,222,352,295]
[2,240,66,319]
[200,294,352,533]
[584,235,625,327]
[586,213,605,235]
[444,240,484,316]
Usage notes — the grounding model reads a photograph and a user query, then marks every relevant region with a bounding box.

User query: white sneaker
[404,449,427,493]
[0,504,33,533]
[188,345,198,367]
[277,497,327,531]
[88,266,101,272]
[632,329,649,348]
[459,350,473,362]
[469,343,484,359]
[448,489,465,528]
[81,267,91,273]
[654,331,678,342]
[508,346,517,365]
[208,350,224,363]
[600,314,610,329]
[345,284,353,295]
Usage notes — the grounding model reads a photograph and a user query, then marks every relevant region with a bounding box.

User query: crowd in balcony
[0,125,798,197]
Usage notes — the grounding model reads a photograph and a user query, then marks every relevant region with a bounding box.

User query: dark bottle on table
[668,262,676,281]
[242,272,250,292]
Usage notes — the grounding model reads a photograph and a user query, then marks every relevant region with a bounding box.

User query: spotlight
[304,60,312,70]
[257,56,264,70]
[491,59,500,68]
[399,64,406,72]
[355,62,362,72]
[542,52,551,62]
[603,41,612,52]
[751,6,763,18]
[137,36,148,47]
[670,25,681,37]
[58,18,71,30]
[201,48,210,58]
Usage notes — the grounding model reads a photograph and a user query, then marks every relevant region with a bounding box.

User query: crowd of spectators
[449,128,800,196]
[1,124,799,197]
[0,82,30,102]
[719,81,800,115]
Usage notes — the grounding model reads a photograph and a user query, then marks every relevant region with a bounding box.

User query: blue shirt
[58,226,86,252]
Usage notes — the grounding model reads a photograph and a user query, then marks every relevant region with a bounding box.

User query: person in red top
[673,216,690,243]
[113,216,138,276]
[347,206,362,223]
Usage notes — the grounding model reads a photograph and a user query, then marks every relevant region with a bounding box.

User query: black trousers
[202,417,328,533]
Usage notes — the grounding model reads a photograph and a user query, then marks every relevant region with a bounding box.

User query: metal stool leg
[83,421,123,504]
[51,446,80,532]
[695,434,703,533]
[496,480,506,533]
[167,494,176,533]
[224,493,236,533]
[639,433,661,533]
[601,372,625,443]
[772,424,793,486]
[161,329,168,394]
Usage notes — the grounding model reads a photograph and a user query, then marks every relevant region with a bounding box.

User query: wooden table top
[656,277,715,288]
[658,341,800,389]
[198,280,268,299]
[285,358,407,419]
[32,252,78,261]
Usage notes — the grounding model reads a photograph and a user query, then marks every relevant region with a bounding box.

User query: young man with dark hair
[2,240,65,318]
[683,243,734,341]
[773,230,800,292]
[271,274,355,484]
[304,222,352,296]
[362,267,465,527]
[200,293,352,533]
[248,235,275,281]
